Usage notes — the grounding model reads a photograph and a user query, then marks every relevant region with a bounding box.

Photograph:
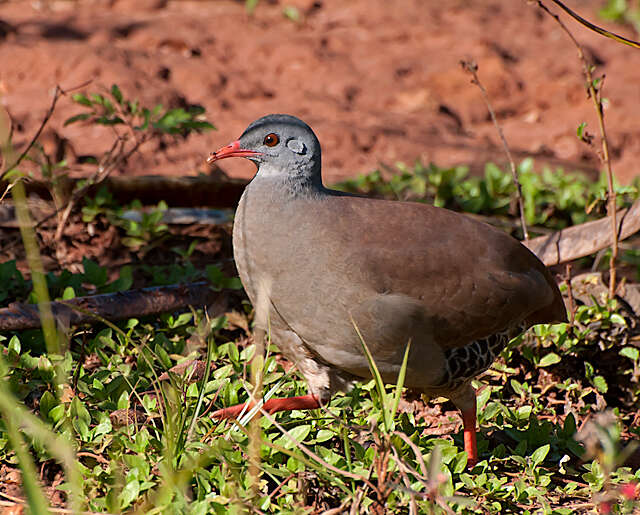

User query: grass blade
[391,339,411,420]
[351,316,392,432]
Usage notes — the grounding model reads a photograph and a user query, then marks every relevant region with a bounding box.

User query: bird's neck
[254,162,325,198]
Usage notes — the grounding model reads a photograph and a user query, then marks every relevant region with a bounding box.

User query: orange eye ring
[263,133,279,147]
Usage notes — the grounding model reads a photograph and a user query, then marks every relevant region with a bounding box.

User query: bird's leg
[461,406,478,467]
[212,394,321,420]
[447,382,478,468]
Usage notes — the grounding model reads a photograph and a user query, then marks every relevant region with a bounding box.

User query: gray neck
[254,160,326,198]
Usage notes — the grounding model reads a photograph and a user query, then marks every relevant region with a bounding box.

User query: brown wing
[326,195,566,349]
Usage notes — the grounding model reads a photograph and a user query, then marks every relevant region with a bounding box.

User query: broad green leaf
[593,375,608,393]
[119,479,140,509]
[531,443,550,467]
[538,353,561,367]
[276,425,311,450]
[620,346,639,361]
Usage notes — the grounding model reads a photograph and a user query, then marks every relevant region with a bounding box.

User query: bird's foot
[212,394,321,419]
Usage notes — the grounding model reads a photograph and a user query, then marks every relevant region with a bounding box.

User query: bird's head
[207,114,322,187]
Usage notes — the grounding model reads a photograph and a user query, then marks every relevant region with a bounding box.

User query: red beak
[206,140,260,165]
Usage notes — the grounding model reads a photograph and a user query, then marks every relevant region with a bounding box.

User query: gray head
[208,114,323,191]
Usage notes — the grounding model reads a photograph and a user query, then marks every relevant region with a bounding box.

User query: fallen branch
[0,174,248,211]
[0,282,225,332]
[104,174,247,208]
[524,200,640,267]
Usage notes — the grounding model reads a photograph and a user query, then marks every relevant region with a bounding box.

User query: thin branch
[534,0,618,296]
[0,80,92,181]
[460,59,529,240]
[549,0,640,49]
[393,431,430,479]
[53,135,125,240]
[564,263,576,327]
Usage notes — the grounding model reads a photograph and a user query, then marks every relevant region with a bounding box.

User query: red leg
[212,394,320,419]
[462,407,478,468]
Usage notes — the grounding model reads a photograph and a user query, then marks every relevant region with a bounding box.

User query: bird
[207,114,567,466]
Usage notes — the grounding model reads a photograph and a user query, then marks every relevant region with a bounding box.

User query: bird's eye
[263,133,279,147]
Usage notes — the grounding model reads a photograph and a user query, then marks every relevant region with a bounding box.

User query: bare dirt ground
[1,0,639,186]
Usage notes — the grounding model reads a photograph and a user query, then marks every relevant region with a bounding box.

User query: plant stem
[534,0,618,297]
[460,59,529,240]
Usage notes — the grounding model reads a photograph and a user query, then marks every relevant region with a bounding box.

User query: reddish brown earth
[1,0,639,185]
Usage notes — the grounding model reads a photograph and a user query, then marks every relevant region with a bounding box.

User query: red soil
[0,0,639,185]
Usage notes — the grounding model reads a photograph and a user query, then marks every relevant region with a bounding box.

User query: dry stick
[0,281,223,332]
[564,263,576,326]
[386,445,420,515]
[534,1,619,297]
[549,0,640,49]
[0,80,92,181]
[460,60,529,240]
[524,200,640,266]
[53,133,141,240]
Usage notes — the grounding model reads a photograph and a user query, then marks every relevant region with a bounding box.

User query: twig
[0,80,92,181]
[388,444,419,515]
[533,1,618,297]
[564,264,576,327]
[393,431,430,479]
[54,134,131,240]
[460,59,529,240]
[549,0,640,49]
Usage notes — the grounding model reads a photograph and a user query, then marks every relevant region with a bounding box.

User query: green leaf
[538,352,561,367]
[315,429,334,443]
[391,339,411,420]
[530,443,550,467]
[71,93,93,107]
[62,286,75,300]
[39,391,57,418]
[117,390,129,410]
[82,257,107,287]
[352,317,392,432]
[73,417,90,440]
[620,346,639,361]
[8,335,20,355]
[282,5,301,21]
[64,113,92,126]
[48,404,65,423]
[576,122,587,139]
[276,425,311,450]
[610,313,626,326]
[119,479,140,509]
[593,375,608,393]
[111,84,124,104]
